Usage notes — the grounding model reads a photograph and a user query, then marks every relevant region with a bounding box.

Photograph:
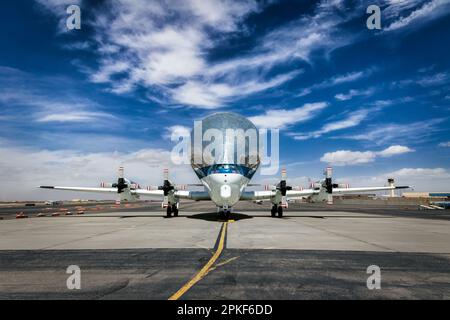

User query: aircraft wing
[241,189,318,201]
[286,189,318,198]
[241,190,275,200]
[133,189,210,201]
[40,186,211,201]
[40,186,118,193]
[332,185,410,194]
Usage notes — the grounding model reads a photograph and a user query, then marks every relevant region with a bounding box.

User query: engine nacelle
[310,182,322,189]
[100,182,113,188]
[334,183,349,189]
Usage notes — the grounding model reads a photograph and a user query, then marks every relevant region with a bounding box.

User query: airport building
[403,192,450,199]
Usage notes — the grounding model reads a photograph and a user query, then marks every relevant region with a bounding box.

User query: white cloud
[0,142,195,201]
[376,145,414,157]
[381,167,450,191]
[320,145,414,166]
[35,0,367,109]
[249,102,328,129]
[439,141,450,147]
[320,150,376,166]
[164,125,191,140]
[37,112,115,123]
[336,167,450,192]
[385,167,450,178]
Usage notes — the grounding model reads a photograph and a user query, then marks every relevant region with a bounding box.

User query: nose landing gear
[221,210,231,220]
[218,206,231,220]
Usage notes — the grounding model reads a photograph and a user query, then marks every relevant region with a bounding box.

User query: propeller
[147,170,185,192]
[276,168,292,196]
[111,166,129,205]
[276,168,292,208]
[112,166,128,193]
[324,167,333,204]
[158,168,175,196]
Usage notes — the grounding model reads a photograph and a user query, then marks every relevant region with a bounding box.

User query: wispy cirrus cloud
[249,102,328,129]
[35,0,368,109]
[0,66,115,125]
[335,88,375,101]
[337,118,446,145]
[170,71,302,109]
[384,0,450,32]
[291,108,372,140]
[36,111,116,123]
[298,68,376,97]
[392,71,450,89]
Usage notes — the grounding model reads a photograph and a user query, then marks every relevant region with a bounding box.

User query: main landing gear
[166,204,179,218]
[271,204,283,218]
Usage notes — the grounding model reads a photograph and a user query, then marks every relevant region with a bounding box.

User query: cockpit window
[194,164,256,179]
[208,164,239,175]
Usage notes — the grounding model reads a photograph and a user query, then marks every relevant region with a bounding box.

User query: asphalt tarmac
[0,201,449,299]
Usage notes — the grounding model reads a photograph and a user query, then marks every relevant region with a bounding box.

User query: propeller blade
[325,166,333,179]
[112,166,128,194]
[158,168,174,196]
[281,168,287,180]
[327,193,333,205]
[324,166,333,194]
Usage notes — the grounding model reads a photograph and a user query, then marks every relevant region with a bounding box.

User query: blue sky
[1,0,450,199]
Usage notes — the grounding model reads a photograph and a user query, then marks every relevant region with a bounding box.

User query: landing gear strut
[166,204,179,218]
[271,204,283,218]
[221,210,231,220]
[277,205,283,218]
[271,205,277,217]
[172,205,179,217]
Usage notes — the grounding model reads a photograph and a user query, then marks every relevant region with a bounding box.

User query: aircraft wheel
[271,205,277,217]
[166,206,172,218]
[277,205,283,218]
[221,210,230,220]
[172,206,179,217]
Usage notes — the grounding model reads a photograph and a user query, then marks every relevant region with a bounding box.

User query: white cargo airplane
[40,112,409,218]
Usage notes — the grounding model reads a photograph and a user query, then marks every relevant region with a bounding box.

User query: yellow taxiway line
[168,221,228,300]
